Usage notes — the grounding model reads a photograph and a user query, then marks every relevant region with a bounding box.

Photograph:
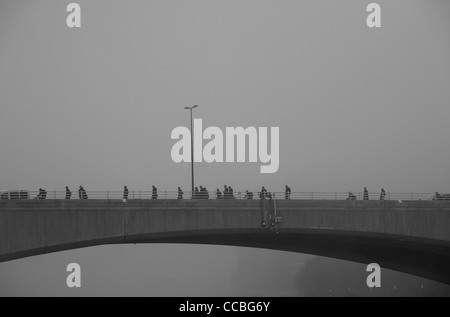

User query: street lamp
[184,105,198,198]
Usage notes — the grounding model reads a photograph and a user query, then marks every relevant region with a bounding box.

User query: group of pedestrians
[216,185,235,199]
[36,185,447,202]
[62,186,87,199]
[192,186,210,199]
[171,185,292,200]
[183,185,292,200]
[347,187,386,201]
[34,186,87,200]
[257,185,291,200]
[122,185,157,199]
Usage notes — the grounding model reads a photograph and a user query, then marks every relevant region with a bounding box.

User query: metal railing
[2,190,448,201]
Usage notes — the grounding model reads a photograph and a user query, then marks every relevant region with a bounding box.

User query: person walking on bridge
[37,188,46,200]
[65,186,71,200]
[260,186,267,199]
[78,186,87,199]
[346,192,356,200]
[228,186,235,199]
[199,186,207,199]
[363,187,369,200]
[178,187,183,199]
[285,185,291,200]
[152,185,158,199]
[223,185,228,199]
[192,187,198,199]
[123,186,129,200]
[82,186,88,199]
[380,188,386,201]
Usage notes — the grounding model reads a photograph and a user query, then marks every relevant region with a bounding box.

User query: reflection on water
[233,248,450,297]
[0,244,449,296]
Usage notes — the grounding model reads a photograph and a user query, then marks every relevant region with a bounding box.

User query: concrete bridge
[1,199,450,284]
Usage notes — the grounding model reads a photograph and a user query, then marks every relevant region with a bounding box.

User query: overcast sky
[0,0,449,296]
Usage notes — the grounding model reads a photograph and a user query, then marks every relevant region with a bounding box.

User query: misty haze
[1,0,450,297]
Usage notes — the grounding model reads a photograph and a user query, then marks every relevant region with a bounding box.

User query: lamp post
[184,105,198,198]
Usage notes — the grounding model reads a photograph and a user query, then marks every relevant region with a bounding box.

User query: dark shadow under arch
[1,228,450,285]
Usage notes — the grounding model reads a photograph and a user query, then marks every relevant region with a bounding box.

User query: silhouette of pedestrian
[65,186,71,200]
[199,186,206,199]
[178,187,183,199]
[285,185,291,200]
[193,187,199,199]
[346,192,356,200]
[216,189,222,199]
[37,188,47,200]
[152,185,158,199]
[78,186,87,199]
[244,190,253,199]
[223,185,229,199]
[229,186,234,199]
[363,187,369,200]
[380,188,386,201]
[123,186,129,200]
[82,186,88,199]
[260,186,266,199]
[35,188,42,199]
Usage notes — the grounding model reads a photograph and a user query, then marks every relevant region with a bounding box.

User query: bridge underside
[2,228,449,285]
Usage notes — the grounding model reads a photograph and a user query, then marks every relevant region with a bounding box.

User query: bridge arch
[1,199,449,284]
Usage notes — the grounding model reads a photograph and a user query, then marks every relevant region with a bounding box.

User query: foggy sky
[0,0,449,296]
